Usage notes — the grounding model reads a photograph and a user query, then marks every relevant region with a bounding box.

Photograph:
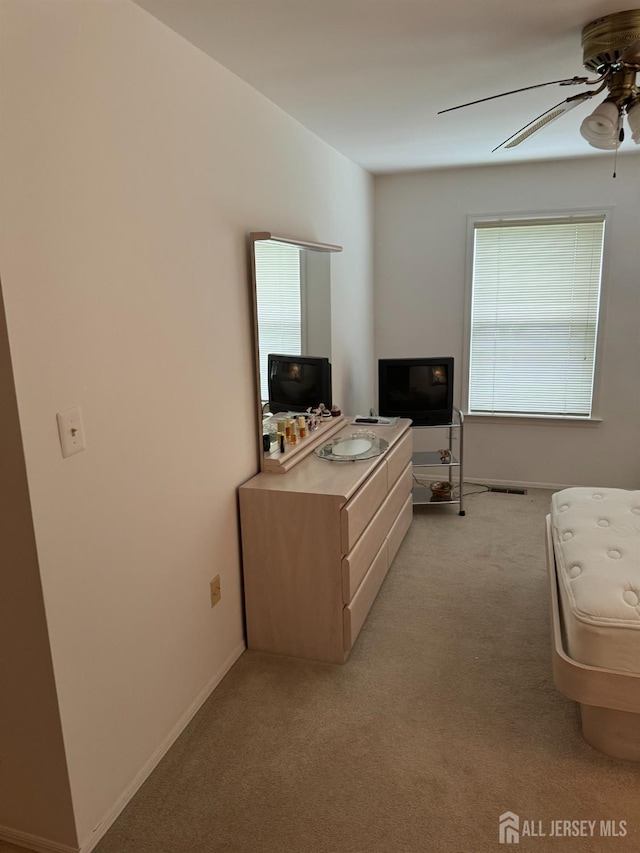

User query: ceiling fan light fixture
[626,100,640,143]
[579,99,620,148]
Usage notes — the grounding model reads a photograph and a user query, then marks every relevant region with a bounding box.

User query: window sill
[463,412,603,427]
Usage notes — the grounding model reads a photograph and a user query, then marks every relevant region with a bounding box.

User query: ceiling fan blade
[437,77,594,115]
[492,92,595,152]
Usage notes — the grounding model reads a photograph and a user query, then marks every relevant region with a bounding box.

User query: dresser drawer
[388,494,413,564]
[385,429,413,488]
[341,462,413,603]
[343,541,389,652]
[340,461,388,554]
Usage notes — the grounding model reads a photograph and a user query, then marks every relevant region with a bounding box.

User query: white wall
[0,1,373,848]
[374,157,640,489]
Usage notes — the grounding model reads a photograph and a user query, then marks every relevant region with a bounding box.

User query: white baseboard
[0,826,79,853]
[464,477,575,492]
[79,640,246,853]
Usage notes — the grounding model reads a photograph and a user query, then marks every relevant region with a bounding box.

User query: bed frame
[545,514,640,761]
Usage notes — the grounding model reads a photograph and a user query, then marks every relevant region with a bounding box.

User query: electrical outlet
[210,576,221,607]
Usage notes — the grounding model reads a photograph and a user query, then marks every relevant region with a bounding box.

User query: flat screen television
[267,354,332,414]
[378,357,454,426]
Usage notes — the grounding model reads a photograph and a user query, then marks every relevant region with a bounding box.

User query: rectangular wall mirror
[248,231,342,471]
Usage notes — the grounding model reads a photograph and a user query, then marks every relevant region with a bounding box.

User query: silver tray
[315,432,389,462]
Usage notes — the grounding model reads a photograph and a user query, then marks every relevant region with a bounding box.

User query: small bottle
[289,423,298,445]
[285,417,292,440]
[297,415,307,439]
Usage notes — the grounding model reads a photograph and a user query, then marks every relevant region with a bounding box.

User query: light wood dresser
[239,419,413,663]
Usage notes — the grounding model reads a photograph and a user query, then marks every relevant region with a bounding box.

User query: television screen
[378,357,454,426]
[268,354,332,413]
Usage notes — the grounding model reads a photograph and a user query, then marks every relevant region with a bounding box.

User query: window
[467,214,606,418]
[254,241,305,400]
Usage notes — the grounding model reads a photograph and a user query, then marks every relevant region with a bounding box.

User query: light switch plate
[57,405,86,458]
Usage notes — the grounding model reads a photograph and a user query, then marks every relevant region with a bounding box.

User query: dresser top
[240,419,411,501]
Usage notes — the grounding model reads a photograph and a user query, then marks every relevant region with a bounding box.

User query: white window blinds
[469,216,605,417]
[254,241,302,401]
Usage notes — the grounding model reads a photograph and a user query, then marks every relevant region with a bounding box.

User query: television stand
[411,408,465,515]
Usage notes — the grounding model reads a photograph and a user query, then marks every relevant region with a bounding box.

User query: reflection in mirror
[249,232,342,470]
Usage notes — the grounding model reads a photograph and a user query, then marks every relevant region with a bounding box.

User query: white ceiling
[133,0,640,173]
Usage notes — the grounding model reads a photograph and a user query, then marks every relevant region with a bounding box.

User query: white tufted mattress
[551,487,640,674]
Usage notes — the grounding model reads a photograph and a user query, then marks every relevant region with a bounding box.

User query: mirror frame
[248,231,343,471]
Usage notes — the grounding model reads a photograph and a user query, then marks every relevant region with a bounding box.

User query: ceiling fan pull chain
[613,113,626,178]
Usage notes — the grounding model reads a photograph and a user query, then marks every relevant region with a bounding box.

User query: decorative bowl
[430,481,453,501]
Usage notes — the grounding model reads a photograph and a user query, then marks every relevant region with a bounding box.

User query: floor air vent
[488,487,528,495]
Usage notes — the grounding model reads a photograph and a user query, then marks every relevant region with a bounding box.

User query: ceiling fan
[439,9,640,153]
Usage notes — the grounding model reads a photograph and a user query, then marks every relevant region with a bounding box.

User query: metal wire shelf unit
[411,408,465,516]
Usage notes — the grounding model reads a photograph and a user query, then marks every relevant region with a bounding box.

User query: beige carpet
[6,488,640,853]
